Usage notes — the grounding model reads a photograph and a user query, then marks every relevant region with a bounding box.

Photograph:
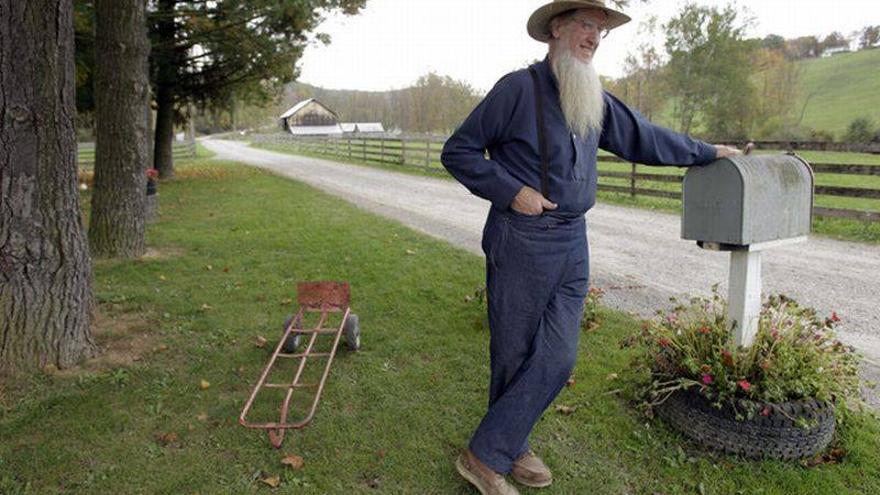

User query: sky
[296,0,880,93]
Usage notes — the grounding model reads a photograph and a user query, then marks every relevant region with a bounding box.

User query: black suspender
[528,66,550,200]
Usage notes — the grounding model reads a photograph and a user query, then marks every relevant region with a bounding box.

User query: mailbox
[681,154,814,247]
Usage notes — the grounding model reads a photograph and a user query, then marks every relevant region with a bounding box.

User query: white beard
[551,48,605,137]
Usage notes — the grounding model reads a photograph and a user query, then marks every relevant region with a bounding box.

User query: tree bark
[152,0,177,178]
[0,0,97,371]
[89,0,150,258]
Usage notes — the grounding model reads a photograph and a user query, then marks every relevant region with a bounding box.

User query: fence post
[425,136,430,168]
[380,138,385,164]
[630,163,637,198]
[362,139,367,161]
[400,139,406,166]
[348,138,352,160]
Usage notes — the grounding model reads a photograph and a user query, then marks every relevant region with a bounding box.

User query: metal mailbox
[681,154,814,248]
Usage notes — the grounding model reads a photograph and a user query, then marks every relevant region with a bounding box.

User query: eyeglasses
[570,17,609,39]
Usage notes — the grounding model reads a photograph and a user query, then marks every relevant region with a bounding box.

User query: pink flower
[760,406,771,417]
[701,374,713,385]
[657,338,671,348]
[698,326,711,335]
[830,311,841,323]
[146,168,159,179]
[738,380,751,392]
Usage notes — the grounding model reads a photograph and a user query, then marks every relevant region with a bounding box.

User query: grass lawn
[3,158,879,494]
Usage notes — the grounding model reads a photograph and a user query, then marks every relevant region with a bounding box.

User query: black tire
[281,314,302,353]
[655,388,835,460]
[343,313,360,351]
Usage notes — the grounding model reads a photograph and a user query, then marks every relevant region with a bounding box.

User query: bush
[843,116,876,143]
[632,288,864,420]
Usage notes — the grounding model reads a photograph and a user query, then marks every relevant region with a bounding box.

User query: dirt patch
[140,246,185,261]
[52,310,163,378]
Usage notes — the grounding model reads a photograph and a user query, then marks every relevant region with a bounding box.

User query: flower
[698,326,711,335]
[738,380,751,392]
[657,338,671,348]
[700,364,712,373]
[146,168,159,179]
[830,311,841,323]
[701,374,713,385]
[721,349,734,367]
[760,406,771,417]
[760,360,771,371]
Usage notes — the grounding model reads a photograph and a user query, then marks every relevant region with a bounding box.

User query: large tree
[663,4,755,139]
[89,0,151,258]
[1,0,97,371]
[149,0,367,178]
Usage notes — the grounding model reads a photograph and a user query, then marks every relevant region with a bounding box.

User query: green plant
[844,116,875,143]
[632,287,864,420]
[582,287,605,331]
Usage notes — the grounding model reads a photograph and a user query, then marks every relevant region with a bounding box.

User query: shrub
[632,288,864,420]
[843,116,875,143]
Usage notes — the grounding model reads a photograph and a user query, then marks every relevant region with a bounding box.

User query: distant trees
[283,73,482,135]
[859,25,880,49]
[615,17,665,121]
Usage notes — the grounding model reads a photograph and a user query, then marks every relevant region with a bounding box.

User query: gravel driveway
[203,139,880,406]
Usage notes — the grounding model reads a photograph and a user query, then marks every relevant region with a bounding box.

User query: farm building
[340,122,385,135]
[279,98,343,136]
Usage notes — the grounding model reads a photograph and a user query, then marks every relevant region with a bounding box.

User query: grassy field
[2,158,879,494]
[797,49,880,137]
[251,140,880,244]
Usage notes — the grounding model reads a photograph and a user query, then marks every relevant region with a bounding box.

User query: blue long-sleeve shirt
[441,57,717,217]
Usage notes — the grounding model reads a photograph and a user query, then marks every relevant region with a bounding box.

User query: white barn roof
[340,123,357,133]
[288,124,343,136]
[339,122,385,133]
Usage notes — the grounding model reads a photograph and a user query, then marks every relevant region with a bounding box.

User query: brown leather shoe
[455,449,520,495]
[511,450,552,488]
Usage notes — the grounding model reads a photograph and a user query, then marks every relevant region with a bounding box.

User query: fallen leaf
[405,249,416,255]
[606,373,619,381]
[280,297,293,306]
[156,431,178,446]
[376,449,387,459]
[223,267,230,273]
[254,336,268,348]
[158,275,166,281]
[200,303,213,311]
[205,264,213,271]
[281,454,304,470]
[260,475,280,488]
[566,376,576,387]
[199,379,211,390]
[556,405,577,415]
[196,412,208,422]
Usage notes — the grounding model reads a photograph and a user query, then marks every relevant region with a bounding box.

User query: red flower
[760,406,771,417]
[721,349,735,367]
[146,168,159,179]
[698,326,711,335]
[738,380,751,392]
[657,338,671,348]
[701,374,713,385]
[830,311,841,323]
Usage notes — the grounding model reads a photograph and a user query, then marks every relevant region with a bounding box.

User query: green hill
[796,48,880,137]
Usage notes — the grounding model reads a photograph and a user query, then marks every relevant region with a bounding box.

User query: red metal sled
[239,281,360,448]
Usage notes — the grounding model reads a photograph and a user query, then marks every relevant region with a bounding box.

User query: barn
[279,98,343,136]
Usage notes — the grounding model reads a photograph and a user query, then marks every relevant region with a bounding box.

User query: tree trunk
[89,0,150,258]
[153,84,175,178]
[152,0,177,178]
[0,0,97,371]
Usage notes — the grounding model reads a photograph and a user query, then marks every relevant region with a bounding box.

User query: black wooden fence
[251,134,880,223]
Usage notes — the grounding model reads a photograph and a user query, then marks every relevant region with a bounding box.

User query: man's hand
[713,142,754,158]
[510,186,557,215]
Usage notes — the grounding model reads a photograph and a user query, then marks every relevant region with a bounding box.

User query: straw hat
[527,0,631,42]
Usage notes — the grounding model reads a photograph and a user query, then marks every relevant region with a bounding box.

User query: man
[441,1,741,494]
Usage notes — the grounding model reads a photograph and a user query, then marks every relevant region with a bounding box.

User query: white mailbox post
[681,154,814,347]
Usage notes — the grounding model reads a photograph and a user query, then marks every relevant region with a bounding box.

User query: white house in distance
[279,98,385,137]
[279,98,343,136]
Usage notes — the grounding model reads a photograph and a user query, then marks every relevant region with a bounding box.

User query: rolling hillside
[796,48,880,137]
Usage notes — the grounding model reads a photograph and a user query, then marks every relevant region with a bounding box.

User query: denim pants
[469,207,589,473]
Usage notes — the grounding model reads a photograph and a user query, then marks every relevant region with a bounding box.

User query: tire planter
[656,388,835,460]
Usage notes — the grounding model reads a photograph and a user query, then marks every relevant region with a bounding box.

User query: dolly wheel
[268,428,285,449]
[281,314,302,353]
[344,313,360,351]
